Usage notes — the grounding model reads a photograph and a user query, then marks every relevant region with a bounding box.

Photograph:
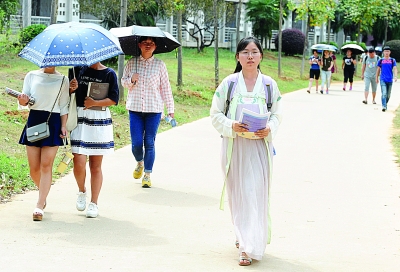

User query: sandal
[235,241,239,249]
[239,252,252,266]
[33,208,44,221]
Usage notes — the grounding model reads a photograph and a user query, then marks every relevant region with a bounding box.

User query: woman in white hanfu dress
[210,37,282,266]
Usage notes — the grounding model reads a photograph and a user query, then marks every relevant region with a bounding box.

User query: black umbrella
[109,25,180,56]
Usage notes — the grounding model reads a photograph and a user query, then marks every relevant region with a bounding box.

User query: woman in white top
[18,66,70,221]
[210,37,282,266]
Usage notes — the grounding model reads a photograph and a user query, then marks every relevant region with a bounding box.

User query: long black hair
[234,37,263,73]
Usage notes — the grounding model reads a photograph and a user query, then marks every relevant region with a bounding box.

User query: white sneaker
[86,202,99,218]
[76,192,86,211]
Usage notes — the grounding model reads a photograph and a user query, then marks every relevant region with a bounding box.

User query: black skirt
[19,110,66,147]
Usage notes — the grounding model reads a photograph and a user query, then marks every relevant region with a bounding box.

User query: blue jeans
[380,80,393,109]
[129,111,161,173]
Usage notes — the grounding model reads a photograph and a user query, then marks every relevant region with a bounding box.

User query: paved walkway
[1,80,400,271]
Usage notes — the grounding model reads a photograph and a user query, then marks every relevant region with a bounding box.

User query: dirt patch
[279,76,294,81]
[4,110,29,120]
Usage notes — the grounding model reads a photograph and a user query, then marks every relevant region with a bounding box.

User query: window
[73,4,75,8]
[60,3,62,7]
[63,11,65,15]
[59,11,62,15]
[63,3,65,7]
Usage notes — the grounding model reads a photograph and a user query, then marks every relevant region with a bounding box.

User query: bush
[274,29,305,56]
[321,41,339,51]
[19,24,47,45]
[384,40,400,62]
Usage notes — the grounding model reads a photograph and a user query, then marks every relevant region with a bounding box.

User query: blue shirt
[378,58,397,83]
[309,55,320,70]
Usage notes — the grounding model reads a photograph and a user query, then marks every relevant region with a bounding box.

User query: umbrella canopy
[311,44,337,52]
[341,44,364,55]
[110,25,181,56]
[18,22,123,67]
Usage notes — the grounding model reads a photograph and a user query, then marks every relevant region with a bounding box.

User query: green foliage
[384,40,400,61]
[288,0,336,27]
[0,152,33,202]
[320,40,339,50]
[19,24,47,45]
[341,41,367,51]
[274,29,305,56]
[246,0,280,44]
[0,0,20,34]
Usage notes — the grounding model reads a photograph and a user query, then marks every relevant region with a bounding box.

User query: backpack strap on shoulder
[262,75,273,112]
[224,73,239,116]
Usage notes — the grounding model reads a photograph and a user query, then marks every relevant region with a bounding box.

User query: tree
[288,0,336,78]
[339,0,399,44]
[78,0,163,27]
[50,0,59,24]
[0,0,19,35]
[117,0,128,102]
[246,0,280,49]
[182,0,231,53]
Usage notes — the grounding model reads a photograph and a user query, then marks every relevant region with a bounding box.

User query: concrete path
[1,81,400,271]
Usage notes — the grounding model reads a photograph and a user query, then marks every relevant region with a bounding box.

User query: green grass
[0,34,376,201]
[392,107,400,164]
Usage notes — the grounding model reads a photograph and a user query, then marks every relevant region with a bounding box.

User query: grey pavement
[1,80,400,271]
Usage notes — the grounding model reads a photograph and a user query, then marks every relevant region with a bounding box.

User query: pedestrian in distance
[361,48,380,104]
[68,62,119,218]
[342,49,357,91]
[320,50,334,94]
[210,37,283,266]
[330,51,338,75]
[307,49,321,94]
[121,36,175,188]
[17,66,70,221]
[376,46,398,112]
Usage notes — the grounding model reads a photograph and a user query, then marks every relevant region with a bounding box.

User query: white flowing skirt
[221,136,272,260]
[70,107,114,155]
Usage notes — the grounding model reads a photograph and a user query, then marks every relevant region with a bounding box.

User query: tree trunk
[278,0,283,77]
[117,0,127,102]
[177,10,183,90]
[357,21,362,43]
[384,18,388,46]
[214,0,219,88]
[236,0,242,46]
[50,0,59,24]
[300,14,310,79]
[327,20,331,43]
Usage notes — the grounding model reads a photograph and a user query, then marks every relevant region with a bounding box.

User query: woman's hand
[254,125,271,139]
[60,126,67,139]
[83,96,95,109]
[232,121,248,133]
[17,93,30,106]
[69,78,78,93]
[131,73,139,85]
[168,113,174,118]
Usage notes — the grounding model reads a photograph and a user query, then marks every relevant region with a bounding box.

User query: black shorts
[310,69,320,80]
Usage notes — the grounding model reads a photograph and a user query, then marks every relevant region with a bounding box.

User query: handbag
[66,93,77,131]
[26,78,65,142]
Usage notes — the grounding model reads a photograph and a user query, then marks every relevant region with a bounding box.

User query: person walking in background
[68,62,119,218]
[121,36,175,188]
[376,46,398,112]
[342,49,357,91]
[320,50,333,94]
[18,66,70,221]
[210,37,282,266]
[307,49,321,94]
[361,48,380,104]
[330,51,338,75]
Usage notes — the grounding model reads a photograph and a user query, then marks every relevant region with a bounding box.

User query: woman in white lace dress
[210,37,282,266]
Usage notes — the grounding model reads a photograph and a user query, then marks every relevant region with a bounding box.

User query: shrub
[384,40,400,62]
[19,24,47,45]
[274,29,305,56]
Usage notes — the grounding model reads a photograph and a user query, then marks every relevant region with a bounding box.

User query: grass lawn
[0,35,399,201]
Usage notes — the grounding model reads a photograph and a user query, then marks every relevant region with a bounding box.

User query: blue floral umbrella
[18,22,123,67]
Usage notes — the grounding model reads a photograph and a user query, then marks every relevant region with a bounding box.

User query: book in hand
[87,82,109,111]
[238,108,271,139]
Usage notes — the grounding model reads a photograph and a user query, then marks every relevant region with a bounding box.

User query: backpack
[224,73,273,116]
[364,55,380,63]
